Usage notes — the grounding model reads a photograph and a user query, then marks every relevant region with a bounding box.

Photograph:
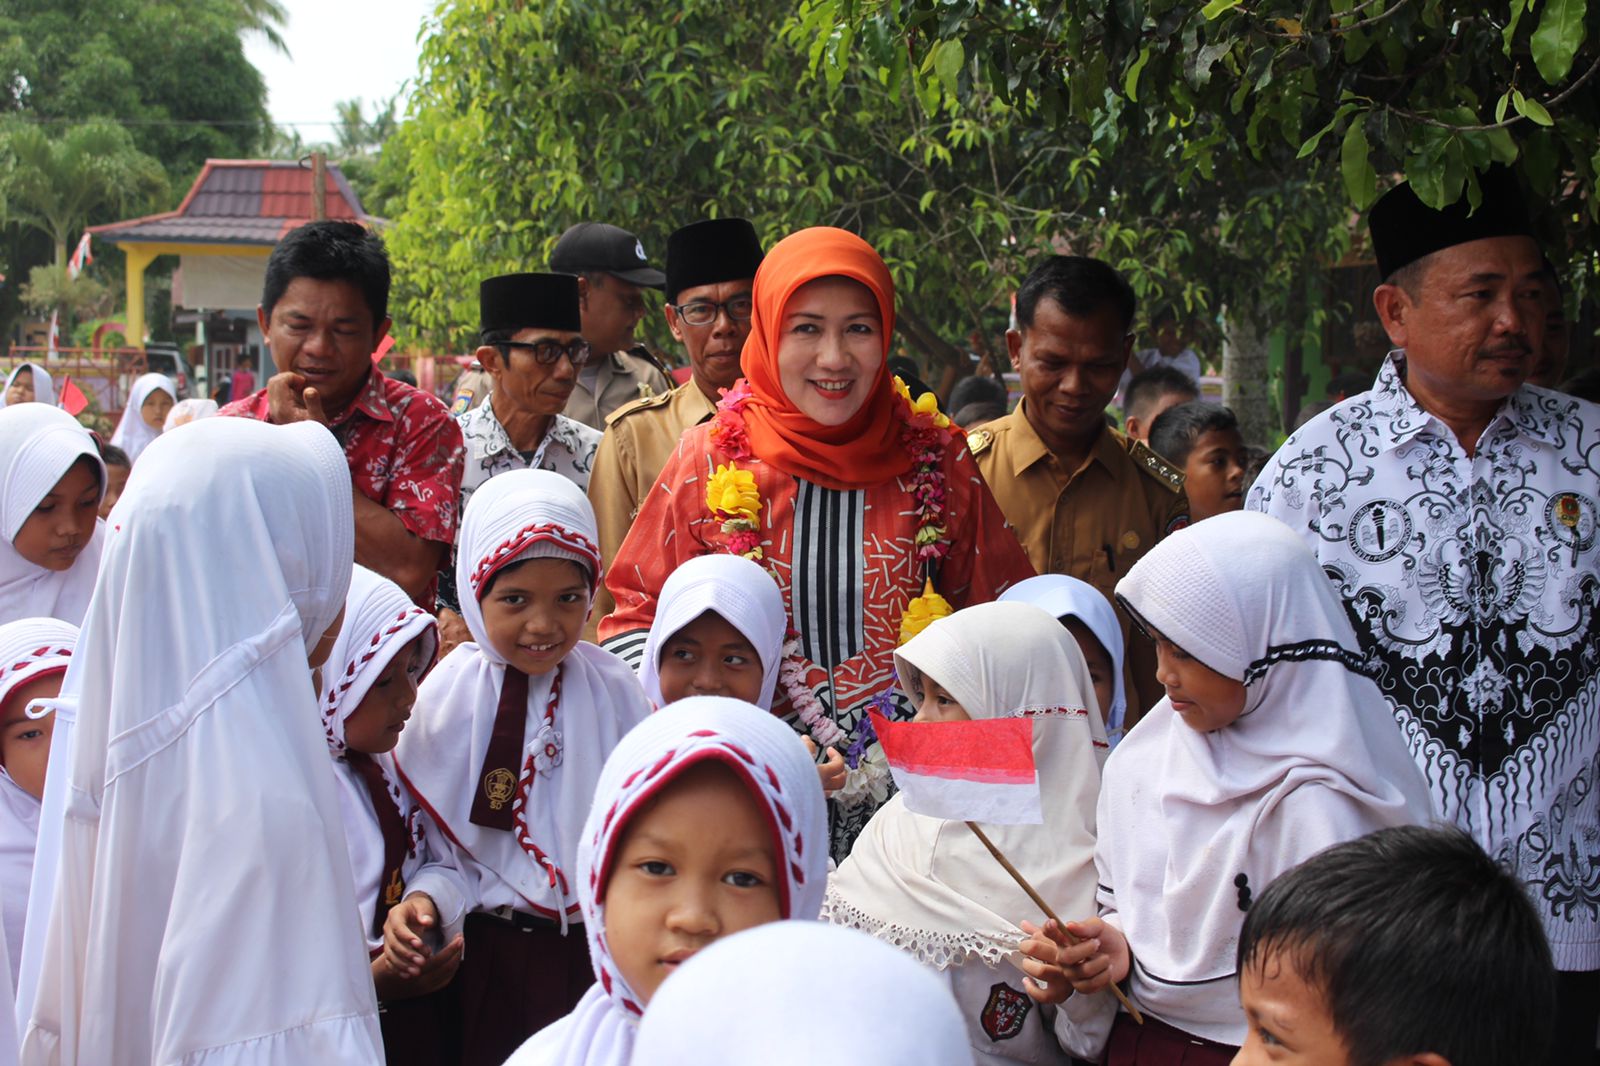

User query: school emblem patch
[980,982,1031,1042]
[483,767,518,810]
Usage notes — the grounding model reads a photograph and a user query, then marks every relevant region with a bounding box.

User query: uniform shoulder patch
[980,982,1032,1042]
[967,428,994,457]
[1126,436,1185,493]
[604,390,673,427]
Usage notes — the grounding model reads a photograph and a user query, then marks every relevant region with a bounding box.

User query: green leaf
[1200,0,1243,17]
[1124,47,1151,103]
[918,189,936,212]
[1531,0,1588,83]
[1494,90,1511,124]
[1503,0,1529,55]
[1514,91,1556,125]
[1341,118,1377,208]
[933,38,964,97]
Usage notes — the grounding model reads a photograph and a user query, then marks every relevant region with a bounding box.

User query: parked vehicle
[142,343,192,399]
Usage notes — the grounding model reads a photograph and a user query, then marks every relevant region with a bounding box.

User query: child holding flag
[1024,512,1432,1062]
[826,600,1108,1063]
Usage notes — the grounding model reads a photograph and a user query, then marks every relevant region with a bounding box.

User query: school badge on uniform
[980,982,1032,1042]
[483,767,518,810]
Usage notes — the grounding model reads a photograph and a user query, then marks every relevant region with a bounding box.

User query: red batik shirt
[222,370,466,605]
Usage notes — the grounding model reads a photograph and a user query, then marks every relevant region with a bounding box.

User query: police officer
[972,256,1188,722]
[550,222,673,428]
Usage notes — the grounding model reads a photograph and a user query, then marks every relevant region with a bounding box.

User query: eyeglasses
[670,295,754,327]
[496,338,593,368]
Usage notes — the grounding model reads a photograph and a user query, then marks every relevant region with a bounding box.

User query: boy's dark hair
[1147,400,1238,466]
[1124,366,1199,422]
[96,440,131,469]
[948,374,1007,414]
[262,220,390,327]
[1015,256,1135,334]
[953,400,1007,428]
[1238,825,1555,1066]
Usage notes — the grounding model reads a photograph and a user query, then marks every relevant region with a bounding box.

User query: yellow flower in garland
[898,577,954,644]
[706,462,761,523]
[893,375,950,429]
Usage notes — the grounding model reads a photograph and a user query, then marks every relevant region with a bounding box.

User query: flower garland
[706,376,956,805]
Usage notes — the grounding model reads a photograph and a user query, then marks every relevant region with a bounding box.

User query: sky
[242,0,438,134]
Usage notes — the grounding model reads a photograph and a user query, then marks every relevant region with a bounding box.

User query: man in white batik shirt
[1249,166,1600,1064]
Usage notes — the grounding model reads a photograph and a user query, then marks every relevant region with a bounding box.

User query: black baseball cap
[550,222,666,290]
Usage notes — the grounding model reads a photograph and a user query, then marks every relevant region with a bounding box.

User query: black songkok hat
[479,272,582,335]
[1368,166,1535,280]
[664,218,765,303]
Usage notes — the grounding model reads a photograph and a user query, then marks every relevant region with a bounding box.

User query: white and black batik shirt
[1249,352,1600,970]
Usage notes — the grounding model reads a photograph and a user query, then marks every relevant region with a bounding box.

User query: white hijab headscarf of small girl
[1105,511,1432,1022]
[825,601,1107,971]
[633,921,970,1066]
[0,404,104,627]
[108,372,176,463]
[1000,573,1128,744]
[639,554,787,709]
[2,365,55,410]
[395,468,651,924]
[509,696,829,1066]
[320,565,438,950]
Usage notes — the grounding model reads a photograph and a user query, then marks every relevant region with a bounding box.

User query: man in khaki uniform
[973,255,1188,723]
[589,218,765,627]
[550,221,674,428]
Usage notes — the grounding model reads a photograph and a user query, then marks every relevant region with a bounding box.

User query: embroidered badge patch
[980,982,1032,1042]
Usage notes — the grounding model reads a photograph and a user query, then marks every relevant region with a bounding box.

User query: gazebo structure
[90,159,369,353]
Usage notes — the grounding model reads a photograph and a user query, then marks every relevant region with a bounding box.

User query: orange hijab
[737,227,911,490]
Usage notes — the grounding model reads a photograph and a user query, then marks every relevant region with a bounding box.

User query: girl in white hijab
[1031,511,1433,1062]
[1001,573,1129,744]
[503,695,830,1066]
[20,417,383,1066]
[390,468,650,1066]
[0,405,104,628]
[638,553,786,710]
[107,372,175,463]
[1,366,54,410]
[633,921,971,1066]
[825,600,1107,1064]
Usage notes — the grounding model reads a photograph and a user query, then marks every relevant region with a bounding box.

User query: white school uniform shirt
[1249,353,1600,971]
[20,418,382,1066]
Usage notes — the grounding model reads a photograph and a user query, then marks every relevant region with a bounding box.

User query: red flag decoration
[59,377,89,417]
[66,232,93,280]
[869,711,1041,825]
[371,334,395,364]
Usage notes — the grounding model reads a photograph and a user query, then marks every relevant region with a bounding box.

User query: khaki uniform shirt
[971,402,1188,722]
[586,381,717,636]
[563,349,673,430]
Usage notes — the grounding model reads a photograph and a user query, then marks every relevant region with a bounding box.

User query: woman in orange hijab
[600,227,1034,857]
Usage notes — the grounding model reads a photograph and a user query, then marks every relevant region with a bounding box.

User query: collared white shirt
[1249,351,1600,969]
[457,398,602,514]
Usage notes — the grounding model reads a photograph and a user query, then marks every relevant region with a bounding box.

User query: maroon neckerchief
[346,751,411,939]
[469,664,530,831]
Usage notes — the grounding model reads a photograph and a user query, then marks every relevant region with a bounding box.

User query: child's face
[1063,618,1116,727]
[479,558,588,676]
[602,760,782,1005]
[1236,950,1355,1066]
[141,388,174,431]
[911,675,970,723]
[12,458,100,572]
[1154,634,1247,732]
[5,368,34,406]
[1182,427,1249,522]
[656,610,764,705]
[1,674,60,801]
[342,633,428,755]
[98,463,130,520]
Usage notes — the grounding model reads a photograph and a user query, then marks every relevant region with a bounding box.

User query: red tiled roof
[89,160,368,247]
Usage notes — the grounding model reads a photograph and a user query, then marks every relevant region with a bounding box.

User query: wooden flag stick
[965,820,1144,1025]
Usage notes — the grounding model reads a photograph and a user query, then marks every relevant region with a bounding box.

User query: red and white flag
[66,233,93,279]
[869,711,1041,825]
[46,310,60,358]
[59,377,89,417]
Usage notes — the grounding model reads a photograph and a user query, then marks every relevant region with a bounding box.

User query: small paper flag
[870,711,1041,825]
[59,377,89,417]
[371,334,396,364]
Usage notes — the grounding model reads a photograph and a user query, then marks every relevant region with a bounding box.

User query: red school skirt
[1104,1011,1239,1065]
[454,909,596,1066]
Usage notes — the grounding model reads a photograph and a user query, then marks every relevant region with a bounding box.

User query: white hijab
[505,696,831,1066]
[395,468,650,923]
[1000,573,1128,744]
[1104,510,1432,1036]
[1,367,55,410]
[825,601,1106,972]
[19,417,383,1066]
[639,554,787,709]
[321,565,438,951]
[162,398,218,432]
[0,405,105,628]
[632,921,971,1066]
[107,373,175,463]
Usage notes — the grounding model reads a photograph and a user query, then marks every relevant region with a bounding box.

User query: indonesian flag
[66,233,93,280]
[46,310,59,358]
[869,711,1042,825]
[59,377,88,416]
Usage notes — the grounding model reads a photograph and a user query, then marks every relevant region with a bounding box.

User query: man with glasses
[587,218,765,625]
[550,222,674,428]
[435,272,603,653]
